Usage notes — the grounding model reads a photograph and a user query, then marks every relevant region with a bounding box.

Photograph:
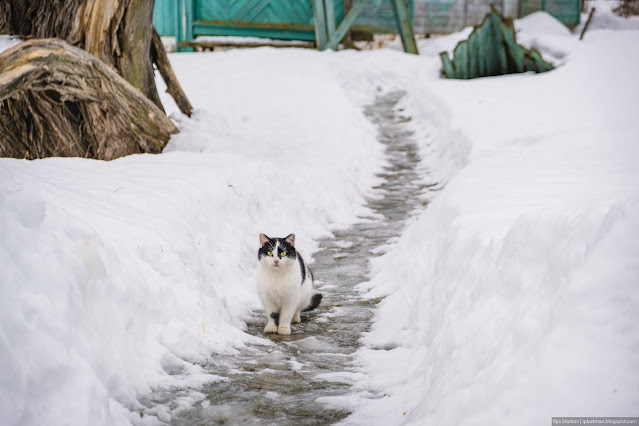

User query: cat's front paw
[264,323,278,334]
[277,326,291,335]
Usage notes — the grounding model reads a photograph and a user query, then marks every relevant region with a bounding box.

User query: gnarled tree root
[0,38,178,160]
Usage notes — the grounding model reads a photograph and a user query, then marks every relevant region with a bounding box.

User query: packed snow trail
[150,90,434,424]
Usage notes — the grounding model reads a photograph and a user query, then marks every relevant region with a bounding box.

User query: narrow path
[167,90,431,425]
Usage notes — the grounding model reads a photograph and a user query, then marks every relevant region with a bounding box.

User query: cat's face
[258,233,297,269]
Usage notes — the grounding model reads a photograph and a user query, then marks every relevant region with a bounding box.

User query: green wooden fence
[153,0,413,41]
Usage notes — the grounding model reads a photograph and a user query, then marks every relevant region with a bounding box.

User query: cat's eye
[281,251,287,257]
[267,251,273,256]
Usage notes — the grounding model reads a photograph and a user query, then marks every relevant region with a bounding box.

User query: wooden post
[391,0,419,54]
[325,0,367,50]
[313,0,329,49]
[579,7,595,40]
[176,0,185,51]
[324,0,337,47]
[172,0,180,50]
[185,0,194,46]
[176,0,194,52]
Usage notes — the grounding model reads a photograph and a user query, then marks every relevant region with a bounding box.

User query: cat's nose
[273,259,279,265]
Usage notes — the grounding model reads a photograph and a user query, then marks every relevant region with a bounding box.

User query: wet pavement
[163,90,433,425]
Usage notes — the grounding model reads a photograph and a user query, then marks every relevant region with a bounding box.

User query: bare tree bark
[0,0,193,159]
[0,39,177,160]
[117,0,164,111]
[0,0,166,111]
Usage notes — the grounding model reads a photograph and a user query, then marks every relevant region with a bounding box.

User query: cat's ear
[284,233,295,246]
[259,233,270,247]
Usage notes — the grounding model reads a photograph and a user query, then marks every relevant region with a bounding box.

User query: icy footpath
[0,49,385,425]
[347,13,639,426]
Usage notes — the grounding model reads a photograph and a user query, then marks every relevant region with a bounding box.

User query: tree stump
[0,0,193,160]
[0,39,177,160]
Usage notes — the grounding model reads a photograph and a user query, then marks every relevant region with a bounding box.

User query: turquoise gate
[154,0,416,51]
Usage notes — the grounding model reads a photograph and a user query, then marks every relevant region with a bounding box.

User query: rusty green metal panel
[440,6,554,79]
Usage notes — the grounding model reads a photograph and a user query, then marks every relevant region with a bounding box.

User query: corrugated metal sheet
[440,5,554,79]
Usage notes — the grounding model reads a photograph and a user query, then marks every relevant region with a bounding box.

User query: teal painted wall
[154,0,176,36]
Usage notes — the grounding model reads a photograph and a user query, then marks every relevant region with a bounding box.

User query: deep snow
[1,7,638,426]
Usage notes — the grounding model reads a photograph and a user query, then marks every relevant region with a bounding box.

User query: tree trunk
[0,0,192,159]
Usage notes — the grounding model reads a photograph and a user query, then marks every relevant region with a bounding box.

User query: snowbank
[0,48,385,425]
[1,8,637,426]
[348,12,639,426]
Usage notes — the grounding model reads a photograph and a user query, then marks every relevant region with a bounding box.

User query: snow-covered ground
[1,6,638,426]
[345,10,639,426]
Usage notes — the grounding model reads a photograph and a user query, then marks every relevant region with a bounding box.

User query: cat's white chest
[257,263,299,293]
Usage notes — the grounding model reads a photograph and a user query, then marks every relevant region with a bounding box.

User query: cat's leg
[262,298,279,334]
[263,310,278,334]
[277,305,296,335]
[292,310,301,324]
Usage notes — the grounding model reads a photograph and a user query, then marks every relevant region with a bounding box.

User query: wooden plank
[176,0,195,52]
[173,0,180,41]
[313,0,329,49]
[176,0,185,51]
[391,0,419,54]
[325,0,337,39]
[192,26,316,41]
[192,19,317,41]
[194,19,316,31]
[579,7,595,39]
[185,0,194,42]
[325,0,368,50]
[439,51,456,78]
[178,40,317,49]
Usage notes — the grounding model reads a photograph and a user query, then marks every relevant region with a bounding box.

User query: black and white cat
[257,233,322,335]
